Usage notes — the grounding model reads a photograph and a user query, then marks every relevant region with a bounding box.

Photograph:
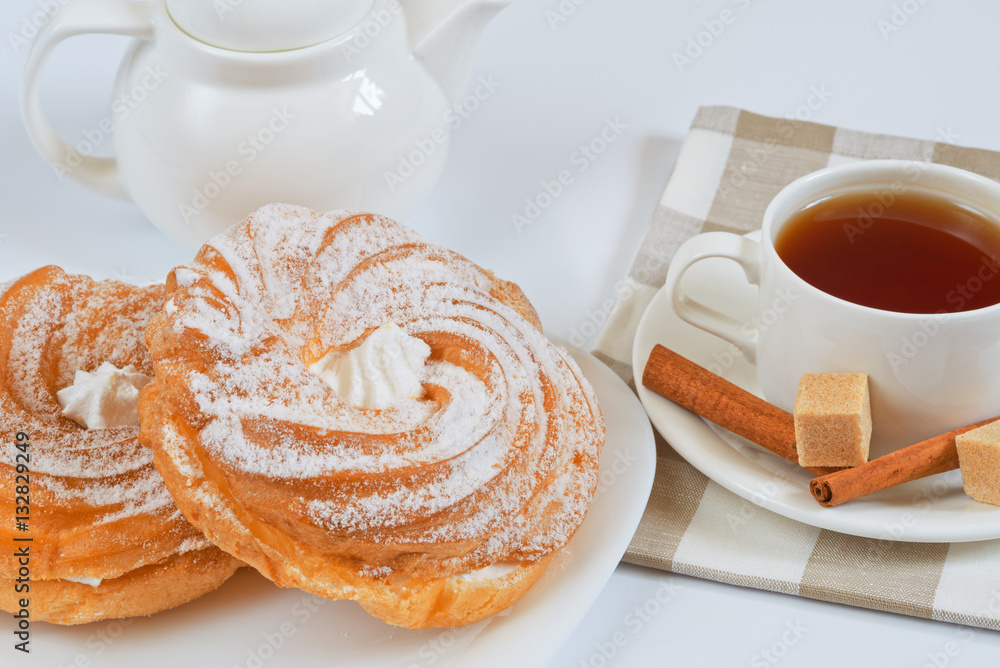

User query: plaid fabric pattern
[593,106,1000,630]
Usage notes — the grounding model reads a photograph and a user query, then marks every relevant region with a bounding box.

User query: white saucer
[29,345,655,668]
[632,248,1000,543]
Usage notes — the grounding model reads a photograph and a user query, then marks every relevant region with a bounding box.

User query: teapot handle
[21,1,154,201]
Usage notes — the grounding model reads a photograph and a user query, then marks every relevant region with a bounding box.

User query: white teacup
[666,160,1000,451]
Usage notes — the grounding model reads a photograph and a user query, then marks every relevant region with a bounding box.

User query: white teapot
[21,0,508,247]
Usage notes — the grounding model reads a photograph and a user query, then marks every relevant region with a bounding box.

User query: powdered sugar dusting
[38,466,175,525]
[0,268,214,574]
[174,534,212,554]
[152,205,606,575]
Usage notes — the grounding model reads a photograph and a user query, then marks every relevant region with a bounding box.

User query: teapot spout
[399,0,509,105]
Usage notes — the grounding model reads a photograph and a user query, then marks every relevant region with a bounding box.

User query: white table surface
[4,0,1000,665]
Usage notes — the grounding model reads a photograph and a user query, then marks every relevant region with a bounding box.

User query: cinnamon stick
[809,418,995,507]
[641,344,840,476]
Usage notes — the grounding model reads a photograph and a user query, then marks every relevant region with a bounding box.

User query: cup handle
[664,231,762,363]
[20,1,155,201]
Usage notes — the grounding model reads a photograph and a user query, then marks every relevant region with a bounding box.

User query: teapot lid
[166,0,375,52]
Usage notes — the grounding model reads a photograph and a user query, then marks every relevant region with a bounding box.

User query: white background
[4,0,1000,665]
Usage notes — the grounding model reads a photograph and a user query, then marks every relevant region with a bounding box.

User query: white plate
[24,345,655,668]
[632,246,1000,543]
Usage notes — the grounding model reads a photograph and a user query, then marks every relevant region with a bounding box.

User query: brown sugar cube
[793,372,871,468]
[955,420,1000,507]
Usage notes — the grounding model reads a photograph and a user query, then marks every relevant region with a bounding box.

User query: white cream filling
[310,324,430,410]
[454,563,519,582]
[56,362,152,429]
[62,576,103,587]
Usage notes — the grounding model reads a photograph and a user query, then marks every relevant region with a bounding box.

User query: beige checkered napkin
[593,106,1000,630]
